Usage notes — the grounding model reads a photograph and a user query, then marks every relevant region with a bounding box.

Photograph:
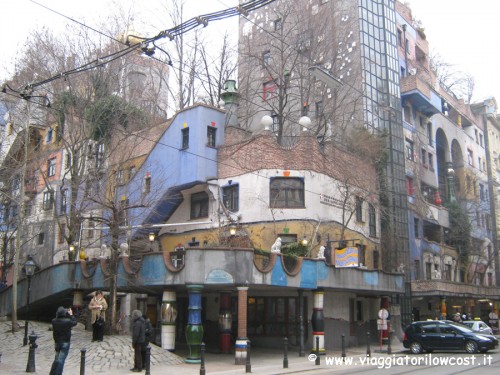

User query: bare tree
[430,53,476,103]
[237,1,364,145]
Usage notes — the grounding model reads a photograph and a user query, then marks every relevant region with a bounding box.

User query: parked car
[403,320,498,354]
[462,320,494,335]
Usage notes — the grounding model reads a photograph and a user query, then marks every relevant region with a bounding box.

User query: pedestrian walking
[49,306,78,375]
[130,309,146,372]
[89,290,107,342]
[141,314,154,369]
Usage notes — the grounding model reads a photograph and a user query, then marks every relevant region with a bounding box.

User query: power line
[2,0,275,99]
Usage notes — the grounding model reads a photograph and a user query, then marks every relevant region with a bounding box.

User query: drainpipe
[402,24,409,77]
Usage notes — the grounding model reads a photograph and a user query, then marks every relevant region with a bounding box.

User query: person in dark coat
[141,315,154,369]
[130,309,146,372]
[49,306,78,375]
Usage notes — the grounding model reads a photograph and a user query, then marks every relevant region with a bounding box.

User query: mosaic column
[311,289,325,354]
[219,291,232,354]
[440,297,447,320]
[161,290,177,351]
[235,286,248,365]
[72,290,84,317]
[186,285,204,364]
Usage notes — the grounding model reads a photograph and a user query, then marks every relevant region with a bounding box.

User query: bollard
[366,331,371,357]
[387,331,392,355]
[315,336,320,366]
[26,331,38,373]
[200,342,206,375]
[283,337,289,368]
[245,340,251,373]
[145,345,151,375]
[80,348,86,375]
[341,334,346,361]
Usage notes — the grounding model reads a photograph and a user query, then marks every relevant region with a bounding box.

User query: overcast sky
[1,0,499,105]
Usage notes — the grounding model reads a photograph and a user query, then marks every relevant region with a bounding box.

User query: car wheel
[465,340,478,354]
[410,341,423,354]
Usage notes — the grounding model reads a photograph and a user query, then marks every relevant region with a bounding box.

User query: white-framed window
[47,158,56,177]
[43,191,54,210]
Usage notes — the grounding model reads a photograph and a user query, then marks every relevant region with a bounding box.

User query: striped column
[186,285,204,364]
[311,290,325,354]
[235,286,248,365]
[219,291,232,354]
[161,290,177,351]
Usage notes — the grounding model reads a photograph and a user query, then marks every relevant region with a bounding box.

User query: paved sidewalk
[0,321,406,374]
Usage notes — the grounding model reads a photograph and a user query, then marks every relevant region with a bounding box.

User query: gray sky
[408,0,500,102]
[1,0,499,105]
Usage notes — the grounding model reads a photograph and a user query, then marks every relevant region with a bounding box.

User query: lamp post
[23,255,36,346]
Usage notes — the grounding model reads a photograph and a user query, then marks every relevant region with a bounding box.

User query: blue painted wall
[117,105,225,236]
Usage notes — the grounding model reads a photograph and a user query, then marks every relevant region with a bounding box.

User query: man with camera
[49,306,78,375]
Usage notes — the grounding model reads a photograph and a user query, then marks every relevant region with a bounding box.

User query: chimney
[221,80,239,127]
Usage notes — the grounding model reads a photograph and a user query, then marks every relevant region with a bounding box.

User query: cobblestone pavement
[0,320,183,374]
[0,320,413,375]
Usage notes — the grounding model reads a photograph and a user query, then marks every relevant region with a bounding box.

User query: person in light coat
[89,290,107,341]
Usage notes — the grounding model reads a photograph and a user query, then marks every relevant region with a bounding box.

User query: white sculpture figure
[317,246,325,259]
[119,243,129,257]
[271,237,282,253]
[99,244,108,258]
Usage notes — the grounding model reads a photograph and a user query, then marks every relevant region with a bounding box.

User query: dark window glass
[355,197,363,222]
[207,126,217,148]
[368,204,376,237]
[222,185,239,211]
[48,158,56,177]
[270,178,305,208]
[191,192,209,219]
[182,128,189,149]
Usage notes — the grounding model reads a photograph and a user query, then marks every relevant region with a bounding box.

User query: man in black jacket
[131,309,146,372]
[49,306,78,375]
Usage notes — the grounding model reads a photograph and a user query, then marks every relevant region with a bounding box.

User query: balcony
[412,279,500,299]
[400,73,441,116]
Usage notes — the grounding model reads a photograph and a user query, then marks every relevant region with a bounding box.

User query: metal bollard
[26,331,38,373]
[283,337,288,368]
[245,340,251,373]
[366,331,371,357]
[80,348,86,375]
[200,342,206,375]
[315,336,320,366]
[145,345,151,375]
[387,331,392,355]
[341,334,346,361]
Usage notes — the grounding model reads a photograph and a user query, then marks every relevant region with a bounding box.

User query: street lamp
[23,255,36,346]
[148,232,155,252]
[69,245,75,261]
